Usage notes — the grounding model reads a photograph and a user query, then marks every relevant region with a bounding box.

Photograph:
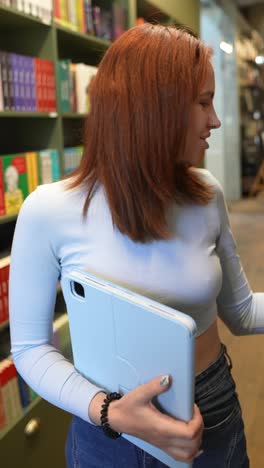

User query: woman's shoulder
[194,168,223,194]
[19,179,84,222]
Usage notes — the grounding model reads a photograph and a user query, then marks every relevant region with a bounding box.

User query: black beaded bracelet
[100,392,122,439]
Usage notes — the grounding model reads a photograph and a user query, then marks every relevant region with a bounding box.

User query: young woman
[9,24,264,467]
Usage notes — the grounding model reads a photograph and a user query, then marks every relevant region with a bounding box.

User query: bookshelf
[0,2,134,466]
[0,2,199,466]
[236,34,264,196]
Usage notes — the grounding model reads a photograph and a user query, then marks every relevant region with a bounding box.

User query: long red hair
[66,24,213,242]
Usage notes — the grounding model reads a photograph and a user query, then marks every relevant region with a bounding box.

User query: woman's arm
[9,188,104,423]
[215,180,264,335]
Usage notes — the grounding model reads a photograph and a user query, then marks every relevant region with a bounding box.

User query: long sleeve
[9,188,103,423]
[215,182,264,335]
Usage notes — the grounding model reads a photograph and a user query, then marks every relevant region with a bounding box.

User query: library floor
[220,194,264,468]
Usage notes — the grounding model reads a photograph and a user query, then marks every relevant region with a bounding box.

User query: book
[0,256,10,323]
[10,53,21,111]
[63,146,83,175]
[75,63,97,114]
[2,154,29,215]
[0,51,10,111]
[0,63,4,111]
[84,0,94,35]
[57,59,71,112]
[38,149,60,184]
[0,158,6,216]
[112,2,127,40]
[75,0,85,34]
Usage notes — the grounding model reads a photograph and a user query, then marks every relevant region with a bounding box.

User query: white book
[75,64,97,114]
[39,151,53,184]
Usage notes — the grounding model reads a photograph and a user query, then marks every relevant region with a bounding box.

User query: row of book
[0,0,127,37]
[0,149,60,216]
[0,359,24,431]
[0,0,53,24]
[57,60,97,113]
[64,145,83,174]
[0,315,71,433]
[54,0,127,41]
[0,257,10,326]
[0,146,83,217]
[0,51,56,112]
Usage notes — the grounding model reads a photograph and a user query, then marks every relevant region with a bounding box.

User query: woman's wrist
[88,392,107,425]
[100,392,122,438]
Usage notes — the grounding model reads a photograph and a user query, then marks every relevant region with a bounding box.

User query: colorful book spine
[0,158,6,216]
[38,149,60,184]
[59,0,69,22]
[112,3,127,40]
[24,56,31,111]
[75,63,97,114]
[0,360,23,431]
[47,60,56,111]
[30,151,39,191]
[92,6,101,37]
[53,0,61,19]
[0,51,10,111]
[34,57,43,111]
[57,59,71,112]
[84,0,94,35]
[0,363,11,427]
[2,154,29,215]
[67,0,77,29]
[0,256,11,323]
[7,52,15,111]
[0,278,4,324]
[50,149,60,181]
[29,56,37,111]
[25,152,34,193]
[63,146,83,175]
[0,377,6,430]
[0,62,3,111]
[18,54,26,111]
[75,0,85,34]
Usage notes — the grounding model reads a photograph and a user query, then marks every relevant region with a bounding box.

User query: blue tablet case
[61,270,197,468]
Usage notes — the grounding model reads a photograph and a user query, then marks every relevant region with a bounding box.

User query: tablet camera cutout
[71,281,85,299]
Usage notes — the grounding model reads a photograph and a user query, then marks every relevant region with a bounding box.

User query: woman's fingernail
[160,375,170,386]
[195,449,204,458]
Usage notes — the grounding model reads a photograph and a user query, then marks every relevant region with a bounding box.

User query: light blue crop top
[9,169,264,423]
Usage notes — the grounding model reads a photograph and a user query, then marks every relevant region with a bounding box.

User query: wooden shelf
[0,5,50,28]
[0,214,17,224]
[0,319,9,331]
[0,112,58,118]
[55,23,111,49]
[56,23,110,63]
[62,112,87,119]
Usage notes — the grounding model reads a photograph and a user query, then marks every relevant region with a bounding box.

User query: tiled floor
[219,195,264,468]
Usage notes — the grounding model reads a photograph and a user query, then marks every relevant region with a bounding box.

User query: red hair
[66,24,213,242]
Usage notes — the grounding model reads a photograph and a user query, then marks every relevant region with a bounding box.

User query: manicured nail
[160,375,170,386]
[195,449,204,458]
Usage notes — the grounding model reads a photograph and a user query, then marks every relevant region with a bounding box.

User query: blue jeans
[65,344,249,467]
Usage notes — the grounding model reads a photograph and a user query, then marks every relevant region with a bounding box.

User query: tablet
[61,270,197,468]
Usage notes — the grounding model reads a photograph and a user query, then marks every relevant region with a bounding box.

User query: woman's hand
[89,376,204,464]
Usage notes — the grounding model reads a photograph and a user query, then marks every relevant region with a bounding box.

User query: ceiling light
[255,55,264,65]
[220,41,233,54]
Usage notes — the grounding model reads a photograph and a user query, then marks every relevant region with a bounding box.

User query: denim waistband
[195,343,232,385]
